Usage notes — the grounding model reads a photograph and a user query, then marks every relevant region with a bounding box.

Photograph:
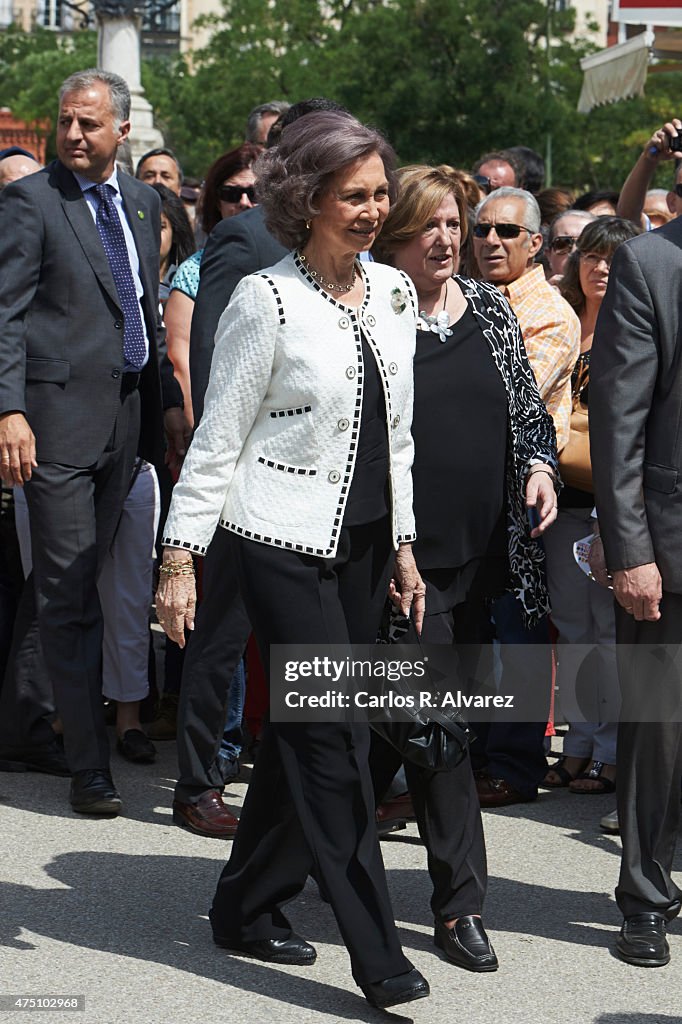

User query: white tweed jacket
[163,252,418,558]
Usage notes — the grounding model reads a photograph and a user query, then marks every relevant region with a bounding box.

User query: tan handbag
[558,360,592,492]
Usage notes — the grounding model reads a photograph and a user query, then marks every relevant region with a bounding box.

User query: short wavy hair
[372,165,469,266]
[559,216,641,316]
[254,111,397,251]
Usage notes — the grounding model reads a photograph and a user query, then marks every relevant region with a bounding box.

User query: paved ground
[2,739,681,1024]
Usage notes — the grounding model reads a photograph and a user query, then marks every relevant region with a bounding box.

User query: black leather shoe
[117,729,156,764]
[70,769,122,815]
[361,968,430,1009]
[213,933,316,965]
[0,737,69,777]
[434,916,498,972]
[617,913,670,967]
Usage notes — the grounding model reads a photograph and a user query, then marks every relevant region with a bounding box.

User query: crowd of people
[0,69,681,1005]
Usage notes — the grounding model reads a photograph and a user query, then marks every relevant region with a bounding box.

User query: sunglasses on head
[473,222,532,239]
[219,184,257,203]
[549,235,579,255]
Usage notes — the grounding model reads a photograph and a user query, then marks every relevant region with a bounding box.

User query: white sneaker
[600,808,619,833]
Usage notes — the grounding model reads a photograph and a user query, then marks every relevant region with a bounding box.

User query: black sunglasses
[675,184,682,198]
[219,184,257,203]
[549,235,579,255]
[473,174,492,195]
[473,222,532,239]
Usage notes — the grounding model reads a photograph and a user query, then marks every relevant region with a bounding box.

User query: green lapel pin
[137,210,145,220]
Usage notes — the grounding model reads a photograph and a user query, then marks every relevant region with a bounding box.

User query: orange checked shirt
[501,264,580,452]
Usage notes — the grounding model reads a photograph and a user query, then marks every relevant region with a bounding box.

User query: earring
[305,220,310,230]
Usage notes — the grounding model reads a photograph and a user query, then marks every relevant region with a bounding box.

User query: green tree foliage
[3,5,682,194]
[0,25,97,156]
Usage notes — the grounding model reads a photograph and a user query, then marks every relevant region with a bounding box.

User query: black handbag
[370,612,472,772]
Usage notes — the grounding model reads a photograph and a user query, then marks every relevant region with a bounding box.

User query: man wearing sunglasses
[470,187,580,809]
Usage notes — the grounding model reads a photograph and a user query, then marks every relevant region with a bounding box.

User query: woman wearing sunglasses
[164,143,263,427]
[542,216,641,797]
[372,165,557,973]
[545,209,594,285]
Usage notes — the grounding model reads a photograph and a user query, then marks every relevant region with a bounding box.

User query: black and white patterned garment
[455,275,558,626]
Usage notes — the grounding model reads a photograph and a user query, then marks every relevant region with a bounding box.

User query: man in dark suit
[590,217,682,967]
[0,68,184,814]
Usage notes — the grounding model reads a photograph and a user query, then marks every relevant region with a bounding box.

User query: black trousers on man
[0,388,140,773]
[615,592,682,921]
[210,520,411,987]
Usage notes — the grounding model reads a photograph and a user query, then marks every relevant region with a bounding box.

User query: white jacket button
[338,316,350,329]
[392,414,401,428]
[337,418,349,431]
[328,470,341,484]
[388,362,398,375]
[366,314,376,326]
[346,366,356,379]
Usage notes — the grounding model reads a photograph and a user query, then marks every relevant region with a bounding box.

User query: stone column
[97,12,164,167]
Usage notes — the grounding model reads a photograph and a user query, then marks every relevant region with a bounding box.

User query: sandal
[542,755,588,789]
[569,760,616,795]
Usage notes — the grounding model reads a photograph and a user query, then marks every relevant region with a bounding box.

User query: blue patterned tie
[92,183,147,370]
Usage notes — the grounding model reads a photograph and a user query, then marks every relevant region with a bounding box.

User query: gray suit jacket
[590,217,682,593]
[189,205,287,424]
[0,161,180,468]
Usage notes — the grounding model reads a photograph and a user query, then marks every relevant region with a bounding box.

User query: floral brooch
[390,287,407,314]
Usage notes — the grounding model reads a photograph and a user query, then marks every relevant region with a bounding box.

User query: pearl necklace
[416,280,453,342]
[298,251,357,294]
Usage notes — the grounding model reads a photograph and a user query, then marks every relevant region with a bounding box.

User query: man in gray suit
[590,217,682,967]
[0,69,184,814]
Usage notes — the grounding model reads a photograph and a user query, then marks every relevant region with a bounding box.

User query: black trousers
[370,584,489,921]
[0,390,140,772]
[210,520,411,987]
[174,527,251,802]
[615,592,682,920]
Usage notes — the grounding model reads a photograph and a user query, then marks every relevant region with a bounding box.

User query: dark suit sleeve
[0,183,45,418]
[589,240,659,572]
[189,215,262,424]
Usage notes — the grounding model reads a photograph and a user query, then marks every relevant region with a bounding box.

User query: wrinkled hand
[164,407,192,476]
[156,549,196,648]
[613,562,662,622]
[587,534,611,588]
[0,412,37,486]
[525,469,557,538]
[389,544,426,635]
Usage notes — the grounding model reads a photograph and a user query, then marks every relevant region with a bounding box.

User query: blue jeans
[220,659,245,761]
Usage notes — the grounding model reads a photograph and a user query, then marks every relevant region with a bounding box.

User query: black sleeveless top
[344,335,390,526]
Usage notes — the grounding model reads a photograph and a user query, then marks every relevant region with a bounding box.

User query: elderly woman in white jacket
[156,111,429,1011]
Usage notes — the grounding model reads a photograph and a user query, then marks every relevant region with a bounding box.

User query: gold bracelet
[159,560,195,578]
[527,465,557,485]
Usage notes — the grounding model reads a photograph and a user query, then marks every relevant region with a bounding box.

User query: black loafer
[0,736,70,777]
[117,729,156,764]
[70,769,122,815]
[434,915,499,972]
[361,968,430,1009]
[213,933,316,965]
[617,913,670,967]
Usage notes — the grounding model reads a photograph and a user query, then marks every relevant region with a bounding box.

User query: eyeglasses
[580,251,611,268]
[549,235,579,255]
[473,222,532,239]
[219,184,257,203]
[473,174,492,195]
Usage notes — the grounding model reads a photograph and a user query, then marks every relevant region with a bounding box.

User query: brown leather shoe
[475,771,535,808]
[172,789,239,838]
[376,792,416,835]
